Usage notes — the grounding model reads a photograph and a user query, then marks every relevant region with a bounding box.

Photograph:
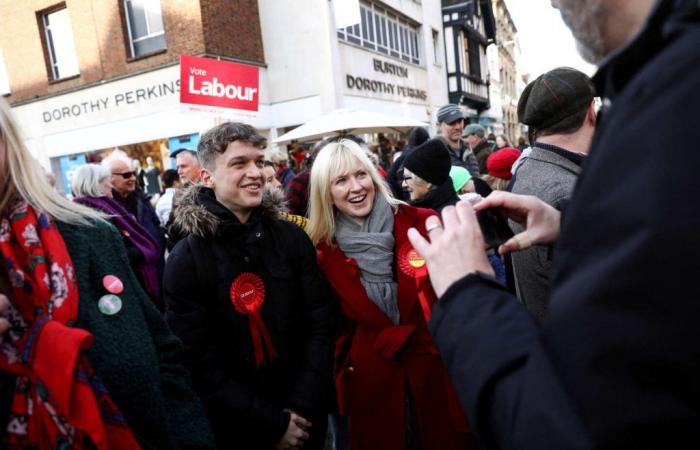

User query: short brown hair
[197,122,267,169]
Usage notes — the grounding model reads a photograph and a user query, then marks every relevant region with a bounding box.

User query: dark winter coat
[0,219,216,450]
[410,179,460,215]
[446,140,481,178]
[116,188,166,255]
[317,204,476,450]
[472,140,492,175]
[428,1,700,449]
[163,186,335,450]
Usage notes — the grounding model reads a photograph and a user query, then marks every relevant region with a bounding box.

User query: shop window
[124,0,166,58]
[337,2,421,65]
[41,7,80,80]
[0,49,10,95]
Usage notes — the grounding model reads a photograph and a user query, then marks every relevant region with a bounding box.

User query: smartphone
[476,207,514,250]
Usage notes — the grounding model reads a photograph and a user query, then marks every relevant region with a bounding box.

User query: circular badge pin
[398,242,425,277]
[102,275,124,294]
[98,294,122,315]
[230,273,265,314]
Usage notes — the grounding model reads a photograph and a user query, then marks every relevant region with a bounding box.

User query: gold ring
[426,222,443,233]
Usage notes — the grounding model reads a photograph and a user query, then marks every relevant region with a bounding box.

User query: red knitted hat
[487,147,521,180]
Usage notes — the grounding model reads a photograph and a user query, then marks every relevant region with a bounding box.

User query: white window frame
[337,2,421,65]
[42,8,80,81]
[124,0,166,58]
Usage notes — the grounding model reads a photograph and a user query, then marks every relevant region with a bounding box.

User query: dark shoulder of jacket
[56,217,120,245]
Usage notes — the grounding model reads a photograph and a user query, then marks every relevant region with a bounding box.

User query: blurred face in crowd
[176,151,202,184]
[262,165,282,189]
[402,168,430,201]
[99,176,113,198]
[202,140,264,223]
[496,136,508,148]
[551,0,606,63]
[110,159,137,199]
[439,118,464,147]
[330,158,375,224]
[464,133,482,149]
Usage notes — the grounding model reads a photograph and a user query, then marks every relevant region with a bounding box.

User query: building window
[42,8,80,80]
[0,49,10,95]
[337,2,421,65]
[124,0,166,58]
[466,36,482,79]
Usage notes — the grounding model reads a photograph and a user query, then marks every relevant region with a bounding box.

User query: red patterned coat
[317,204,477,450]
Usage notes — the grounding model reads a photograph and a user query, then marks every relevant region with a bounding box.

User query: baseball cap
[436,104,465,124]
[463,124,486,138]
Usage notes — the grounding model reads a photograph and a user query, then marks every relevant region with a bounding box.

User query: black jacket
[429,1,700,449]
[163,187,335,450]
[472,140,492,175]
[410,180,460,215]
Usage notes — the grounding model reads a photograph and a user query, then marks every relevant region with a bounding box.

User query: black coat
[429,1,700,449]
[410,180,460,215]
[164,187,336,450]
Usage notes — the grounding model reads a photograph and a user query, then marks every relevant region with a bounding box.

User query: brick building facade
[0,0,449,195]
[1,0,264,103]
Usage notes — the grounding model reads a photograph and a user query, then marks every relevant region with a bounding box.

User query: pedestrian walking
[72,164,162,305]
[407,0,700,448]
[163,122,335,450]
[0,97,215,450]
[306,139,476,450]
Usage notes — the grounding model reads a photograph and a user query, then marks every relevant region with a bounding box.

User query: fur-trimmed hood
[173,184,289,238]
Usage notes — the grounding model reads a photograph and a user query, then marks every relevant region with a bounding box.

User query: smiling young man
[162,122,335,450]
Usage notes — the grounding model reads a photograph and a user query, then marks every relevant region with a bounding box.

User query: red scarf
[0,202,140,449]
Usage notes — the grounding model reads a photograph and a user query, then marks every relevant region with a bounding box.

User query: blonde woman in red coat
[306,139,477,450]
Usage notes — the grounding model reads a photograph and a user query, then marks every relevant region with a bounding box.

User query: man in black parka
[163,122,335,450]
[407,0,700,449]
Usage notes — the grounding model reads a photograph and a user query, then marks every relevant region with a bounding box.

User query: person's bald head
[176,151,202,184]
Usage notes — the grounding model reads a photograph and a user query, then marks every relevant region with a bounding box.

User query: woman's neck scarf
[334,193,400,324]
[74,195,160,300]
[0,201,140,449]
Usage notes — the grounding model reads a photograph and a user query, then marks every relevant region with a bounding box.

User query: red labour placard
[180,55,259,112]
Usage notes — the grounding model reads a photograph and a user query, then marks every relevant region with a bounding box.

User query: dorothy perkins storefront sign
[345,57,427,101]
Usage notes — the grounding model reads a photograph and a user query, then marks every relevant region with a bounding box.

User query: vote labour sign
[180,55,259,112]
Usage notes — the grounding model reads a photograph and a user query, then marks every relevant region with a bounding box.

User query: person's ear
[588,100,597,127]
[201,169,214,187]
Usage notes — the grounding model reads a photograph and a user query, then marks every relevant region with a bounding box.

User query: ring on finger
[426,222,443,233]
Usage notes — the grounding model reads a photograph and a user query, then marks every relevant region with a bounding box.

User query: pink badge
[102,275,124,294]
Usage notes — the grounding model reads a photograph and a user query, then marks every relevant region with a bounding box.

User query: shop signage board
[180,55,259,116]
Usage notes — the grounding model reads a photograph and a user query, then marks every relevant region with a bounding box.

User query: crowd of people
[0,0,698,448]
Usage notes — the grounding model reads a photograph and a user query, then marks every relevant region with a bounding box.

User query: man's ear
[588,100,597,127]
[200,168,214,187]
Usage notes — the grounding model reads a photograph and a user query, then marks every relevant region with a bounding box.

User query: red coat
[317,204,476,450]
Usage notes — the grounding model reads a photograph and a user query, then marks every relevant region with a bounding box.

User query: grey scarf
[335,194,399,324]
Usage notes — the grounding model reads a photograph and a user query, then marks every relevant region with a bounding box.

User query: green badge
[98,294,122,315]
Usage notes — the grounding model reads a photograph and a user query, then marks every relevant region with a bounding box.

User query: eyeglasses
[112,171,136,179]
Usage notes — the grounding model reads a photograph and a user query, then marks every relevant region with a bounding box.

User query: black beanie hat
[407,127,430,149]
[517,67,595,133]
[403,139,452,186]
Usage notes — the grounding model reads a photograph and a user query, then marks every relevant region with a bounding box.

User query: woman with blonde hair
[307,139,476,450]
[0,98,214,448]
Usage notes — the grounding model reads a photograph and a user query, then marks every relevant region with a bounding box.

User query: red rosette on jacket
[398,241,432,323]
[230,273,278,367]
